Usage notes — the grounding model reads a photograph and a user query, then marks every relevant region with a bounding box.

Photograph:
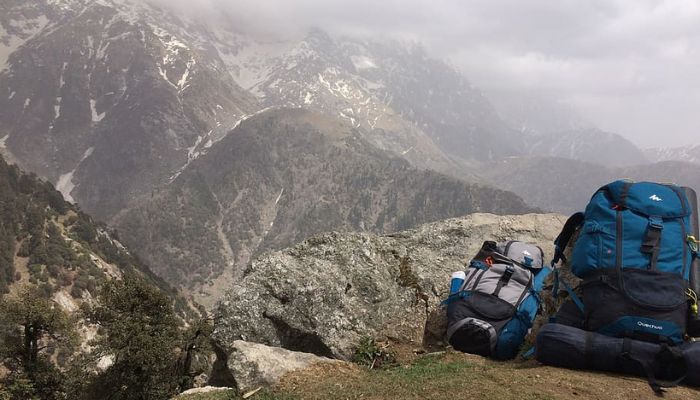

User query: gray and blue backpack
[444,240,550,360]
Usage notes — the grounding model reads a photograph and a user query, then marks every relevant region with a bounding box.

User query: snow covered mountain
[0,0,258,219]
[0,0,524,220]
[644,145,700,165]
[488,90,649,167]
[201,28,518,173]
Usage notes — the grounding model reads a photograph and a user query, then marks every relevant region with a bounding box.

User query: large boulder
[213,213,566,360]
[226,341,339,392]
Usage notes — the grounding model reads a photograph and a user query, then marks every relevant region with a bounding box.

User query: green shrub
[352,337,397,370]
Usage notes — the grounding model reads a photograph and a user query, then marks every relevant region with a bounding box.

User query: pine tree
[84,277,181,400]
[0,287,76,400]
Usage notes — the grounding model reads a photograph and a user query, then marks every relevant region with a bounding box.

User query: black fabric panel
[449,323,492,356]
[620,269,687,310]
[537,324,690,385]
[681,341,700,386]
[582,271,687,338]
[556,298,585,329]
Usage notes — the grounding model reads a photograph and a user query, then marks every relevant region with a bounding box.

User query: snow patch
[59,62,68,88]
[56,172,75,203]
[0,15,49,71]
[8,91,15,100]
[0,15,50,71]
[187,135,203,161]
[23,98,31,109]
[0,134,8,149]
[55,147,93,203]
[275,188,284,205]
[209,31,295,95]
[54,97,62,120]
[90,99,105,122]
[177,57,195,90]
[351,55,378,70]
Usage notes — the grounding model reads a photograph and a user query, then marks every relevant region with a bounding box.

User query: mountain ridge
[112,108,535,305]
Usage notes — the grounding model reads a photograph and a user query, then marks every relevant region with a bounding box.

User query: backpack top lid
[471,240,544,271]
[500,241,544,270]
[602,180,691,219]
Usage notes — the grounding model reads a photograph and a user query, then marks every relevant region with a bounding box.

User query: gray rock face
[225,340,338,393]
[213,213,566,360]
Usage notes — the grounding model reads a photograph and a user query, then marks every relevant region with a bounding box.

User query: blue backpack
[553,180,698,345]
[444,241,550,360]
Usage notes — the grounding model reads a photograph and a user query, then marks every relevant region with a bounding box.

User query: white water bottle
[450,271,466,294]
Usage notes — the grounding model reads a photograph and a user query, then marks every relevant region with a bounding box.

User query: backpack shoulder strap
[550,212,586,314]
[553,212,585,264]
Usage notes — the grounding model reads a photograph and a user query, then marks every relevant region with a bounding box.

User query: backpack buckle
[648,216,664,230]
[688,235,699,253]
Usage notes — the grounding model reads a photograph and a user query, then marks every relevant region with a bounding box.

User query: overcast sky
[159,0,700,147]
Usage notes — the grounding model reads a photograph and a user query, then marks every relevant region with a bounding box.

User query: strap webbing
[492,266,514,297]
[641,216,664,270]
[552,265,584,313]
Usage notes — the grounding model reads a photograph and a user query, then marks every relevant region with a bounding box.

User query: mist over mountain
[484,157,700,213]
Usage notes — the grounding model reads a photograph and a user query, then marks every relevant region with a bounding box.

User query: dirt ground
[274,350,700,400]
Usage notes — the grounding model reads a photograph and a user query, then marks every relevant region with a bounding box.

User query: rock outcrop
[225,341,339,393]
[213,213,566,360]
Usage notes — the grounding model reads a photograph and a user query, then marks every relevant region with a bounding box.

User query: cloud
[148,0,700,147]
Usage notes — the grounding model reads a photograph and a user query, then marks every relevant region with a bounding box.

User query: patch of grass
[353,337,397,369]
[275,352,555,400]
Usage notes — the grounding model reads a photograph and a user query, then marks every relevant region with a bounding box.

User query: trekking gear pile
[536,180,700,394]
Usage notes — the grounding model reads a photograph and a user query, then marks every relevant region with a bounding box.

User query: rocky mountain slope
[0,153,192,359]
[0,1,534,298]
[0,0,512,219]
[483,157,700,213]
[113,109,535,304]
[212,212,565,361]
[0,0,258,220]
[644,144,700,165]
